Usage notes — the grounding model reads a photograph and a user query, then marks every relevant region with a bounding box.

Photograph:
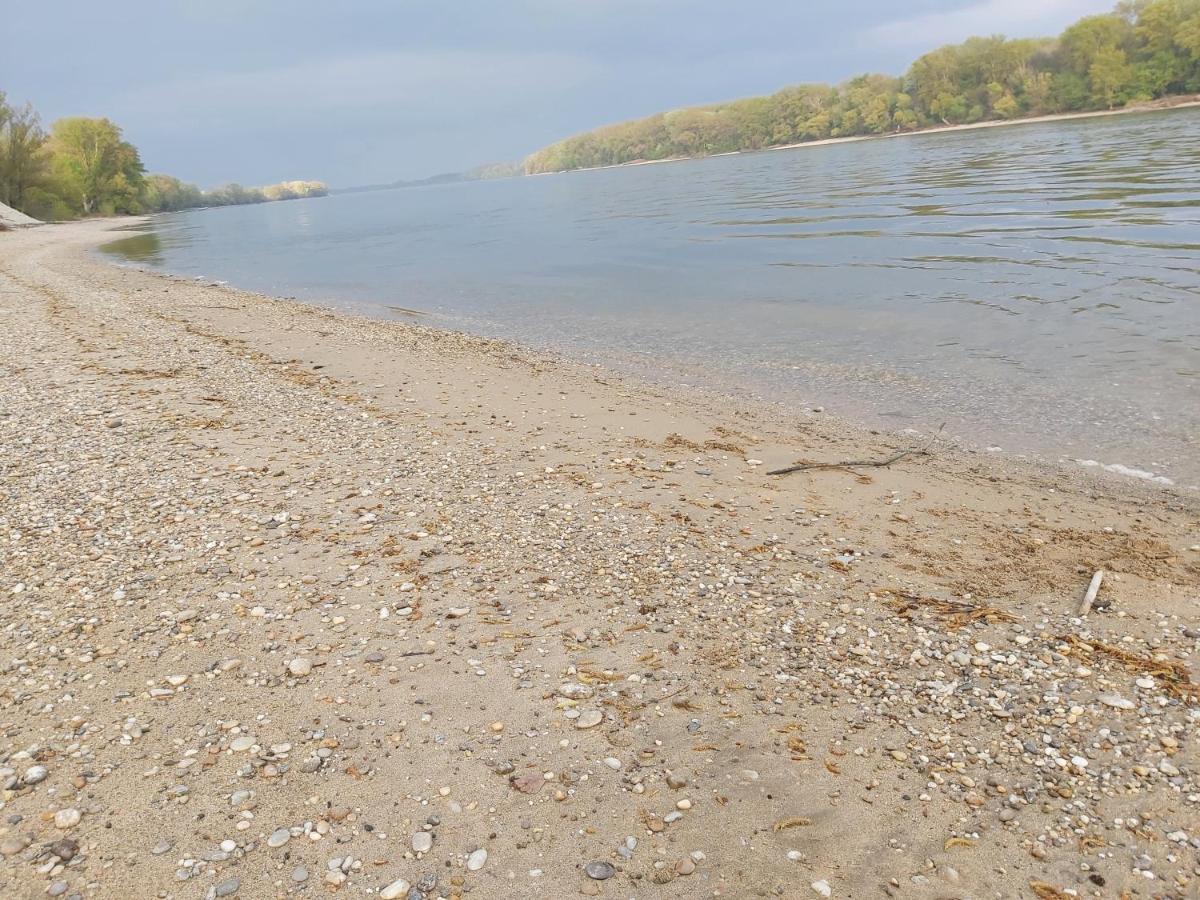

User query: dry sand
[0,201,41,230]
[1,219,1197,899]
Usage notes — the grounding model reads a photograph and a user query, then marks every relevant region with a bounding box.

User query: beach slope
[1,220,1197,898]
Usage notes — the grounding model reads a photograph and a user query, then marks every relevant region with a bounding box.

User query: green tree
[1090,45,1134,104]
[0,94,50,212]
[140,173,204,212]
[48,117,145,215]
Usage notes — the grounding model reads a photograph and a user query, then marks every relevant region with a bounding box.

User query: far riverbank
[532,94,1200,175]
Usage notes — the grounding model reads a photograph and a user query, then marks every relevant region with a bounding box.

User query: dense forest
[524,0,1200,174]
[0,95,326,221]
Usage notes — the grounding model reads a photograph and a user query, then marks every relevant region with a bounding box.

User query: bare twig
[630,685,691,710]
[1077,570,1104,617]
[768,423,945,477]
[767,448,928,477]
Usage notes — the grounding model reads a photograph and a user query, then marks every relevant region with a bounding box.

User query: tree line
[524,0,1200,174]
[0,95,327,221]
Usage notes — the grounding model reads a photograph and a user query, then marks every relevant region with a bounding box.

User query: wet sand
[1,219,1198,899]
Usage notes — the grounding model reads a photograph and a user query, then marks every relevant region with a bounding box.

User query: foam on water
[1072,459,1175,486]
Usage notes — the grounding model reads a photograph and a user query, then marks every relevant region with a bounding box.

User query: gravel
[0,220,1196,898]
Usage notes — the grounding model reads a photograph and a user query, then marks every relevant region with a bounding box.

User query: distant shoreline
[532,94,1200,176]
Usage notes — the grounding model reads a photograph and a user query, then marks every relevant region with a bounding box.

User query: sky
[3,0,1117,188]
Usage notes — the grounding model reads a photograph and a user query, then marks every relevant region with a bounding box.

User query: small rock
[54,809,81,830]
[559,683,594,700]
[288,658,313,677]
[812,880,833,897]
[214,876,240,897]
[585,861,615,880]
[467,848,488,871]
[379,878,410,900]
[49,839,79,860]
[412,831,433,854]
[22,765,48,785]
[575,709,603,729]
[1,835,31,856]
[511,772,545,794]
[267,828,291,848]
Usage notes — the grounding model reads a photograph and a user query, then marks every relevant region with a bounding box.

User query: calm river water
[103,107,1200,487]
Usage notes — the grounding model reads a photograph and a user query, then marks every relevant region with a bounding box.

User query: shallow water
[104,108,1200,486]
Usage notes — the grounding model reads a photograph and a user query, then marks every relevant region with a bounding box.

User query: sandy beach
[1,219,1198,899]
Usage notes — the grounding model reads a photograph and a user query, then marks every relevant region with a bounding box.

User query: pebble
[467,848,488,871]
[379,878,410,900]
[558,682,594,700]
[214,876,240,897]
[585,861,615,880]
[267,828,291,848]
[22,765,49,785]
[291,867,309,883]
[1,835,31,856]
[54,809,81,830]
[812,879,833,897]
[575,709,604,729]
[412,831,433,853]
[288,658,313,677]
[49,839,78,860]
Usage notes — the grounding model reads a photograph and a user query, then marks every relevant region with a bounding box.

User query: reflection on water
[101,107,1200,487]
[100,231,164,264]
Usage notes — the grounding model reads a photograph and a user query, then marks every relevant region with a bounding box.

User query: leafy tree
[0,94,50,211]
[525,0,1200,173]
[48,117,145,215]
[141,174,204,212]
[1090,45,1134,105]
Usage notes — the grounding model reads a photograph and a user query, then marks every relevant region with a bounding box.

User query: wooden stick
[767,448,928,477]
[1078,570,1104,617]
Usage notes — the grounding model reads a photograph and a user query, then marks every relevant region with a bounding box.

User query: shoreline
[531,95,1200,176]
[2,220,1198,898]
[97,228,1196,497]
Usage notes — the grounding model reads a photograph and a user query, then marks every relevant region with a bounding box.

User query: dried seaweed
[773,817,813,831]
[882,591,1016,629]
[1058,635,1199,702]
[1029,881,1074,900]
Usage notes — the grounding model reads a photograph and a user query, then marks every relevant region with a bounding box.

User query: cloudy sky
[3,0,1115,188]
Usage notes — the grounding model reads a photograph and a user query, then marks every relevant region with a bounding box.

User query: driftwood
[1077,570,1105,616]
[767,448,929,477]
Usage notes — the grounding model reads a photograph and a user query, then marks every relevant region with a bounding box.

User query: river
[103,107,1200,487]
